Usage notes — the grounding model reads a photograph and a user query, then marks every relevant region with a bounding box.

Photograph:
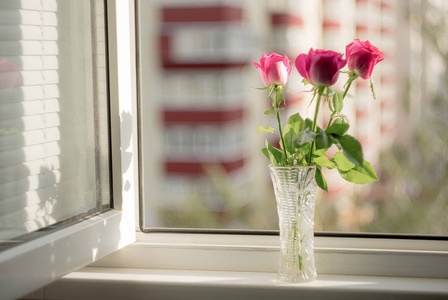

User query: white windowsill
[38,267,448,299]
[90,232,448,278]
[24,232,448,299]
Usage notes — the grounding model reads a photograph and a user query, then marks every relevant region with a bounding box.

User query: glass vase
[268,165,318,283]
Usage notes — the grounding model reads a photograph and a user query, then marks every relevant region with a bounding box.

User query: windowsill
[88,232,448,278]
[39,267,448,299]
[23,232,448,299]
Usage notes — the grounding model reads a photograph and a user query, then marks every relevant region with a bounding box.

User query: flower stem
[297,228,303,271]
[308,87,324,164]
[273,88,288,164]
[326,73,358,129]
[311,88,324,133]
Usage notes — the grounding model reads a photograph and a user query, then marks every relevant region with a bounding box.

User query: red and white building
[140,0,401,229]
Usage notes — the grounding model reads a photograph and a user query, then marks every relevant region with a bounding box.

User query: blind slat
[0,202,53,227]
[0,99,60,120]
[0,85,59,103]
[0,170,60,201]
[0,100,45,118]
[0,41,58,56]
[0,25,58,41]
[0,0,57,11]
[0,10,58,26]
[0,156,60,184]
[0,185,57,215]
[0,113,60,132]
[20,70,59,86]
[0,56,58,71]
[0,142,61,168]
[0,127,60,151]
[0,186,90,230]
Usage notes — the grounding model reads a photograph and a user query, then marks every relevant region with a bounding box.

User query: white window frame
[0,1,138,299]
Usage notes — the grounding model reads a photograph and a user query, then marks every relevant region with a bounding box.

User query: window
[0,1,137,298]
[138,0,448,235]
[0,0,110,247]
[1,1,445,298]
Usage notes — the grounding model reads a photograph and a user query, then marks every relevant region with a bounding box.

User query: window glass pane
[139,0,448,235]
[0,0,110,246]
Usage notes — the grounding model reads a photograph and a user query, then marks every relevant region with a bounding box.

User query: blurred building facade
[139,0,447,232]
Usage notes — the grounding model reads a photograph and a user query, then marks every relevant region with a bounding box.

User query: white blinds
[0,0,106,242]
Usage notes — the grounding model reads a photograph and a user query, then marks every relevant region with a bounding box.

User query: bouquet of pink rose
[253,39,384,191]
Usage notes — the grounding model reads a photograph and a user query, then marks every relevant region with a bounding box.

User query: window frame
[130,0,448,282]
[0,1,138,299]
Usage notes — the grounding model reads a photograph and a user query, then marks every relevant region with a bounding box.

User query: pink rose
[252,53,292,87]
[346,39,384,79]
[295,49,346,87]
[0,59,22,89]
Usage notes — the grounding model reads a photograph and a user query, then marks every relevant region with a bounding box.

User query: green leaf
[328,135,341,150]
[265,141,277,166]
[269,145,286,166]
[294,128,316,147]
[332,151,355,171]
[333,90,344,113]
[304,118,313,130]
[283,113,304,155]
[326,118,349,136]
[257,126,275,133]
[266,140,285,166]
[315,168,328,191]
[336,135,363,167]
[338,160,379,184]
[301,78,310,85]
[265,108,285,115]
[315,127,329,149]
[313,155,336,169]
[314,148,326,156]
[261,147,269,160]
[255,86,269,90]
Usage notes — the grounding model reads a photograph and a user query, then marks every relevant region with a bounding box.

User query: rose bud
[295,48,346,87]
[346,39,384,79]
[252,52,292,87]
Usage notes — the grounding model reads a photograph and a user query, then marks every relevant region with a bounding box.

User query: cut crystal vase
[268,165,318,283]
